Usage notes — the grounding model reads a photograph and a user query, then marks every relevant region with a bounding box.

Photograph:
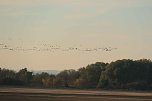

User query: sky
[0,0,152,71]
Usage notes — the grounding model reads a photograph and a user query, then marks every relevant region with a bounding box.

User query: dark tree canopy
[0,59,152,90]
[98,59,152,90]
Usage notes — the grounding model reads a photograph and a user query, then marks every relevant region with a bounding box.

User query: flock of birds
[0,43,117,52]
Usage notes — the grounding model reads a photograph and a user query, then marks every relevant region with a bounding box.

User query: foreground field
[0,87,152,101]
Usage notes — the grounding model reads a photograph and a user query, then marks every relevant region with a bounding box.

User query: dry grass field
[0,87,152,101]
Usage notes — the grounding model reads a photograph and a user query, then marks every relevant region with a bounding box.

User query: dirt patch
[0,87,152,101]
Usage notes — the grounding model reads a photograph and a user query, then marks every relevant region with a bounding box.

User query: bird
[102,47,117,51]
[0,41,118,53]
[9,48,14,51]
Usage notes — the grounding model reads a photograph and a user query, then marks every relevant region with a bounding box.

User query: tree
[0,68,16,85]
[57,69,79,87]
[76,62,108,88]
[42,75,55,88]
[31,72,50,87]
[16,68,32,85]
[98,59,152,90]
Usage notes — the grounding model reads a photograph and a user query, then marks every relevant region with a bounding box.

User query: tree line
[0,59,152,90]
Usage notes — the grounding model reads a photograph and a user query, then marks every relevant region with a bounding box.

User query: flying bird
[0,42,118,53]
[103,47,117,51]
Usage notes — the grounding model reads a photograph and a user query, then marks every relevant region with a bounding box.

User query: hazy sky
[0,0,152,70]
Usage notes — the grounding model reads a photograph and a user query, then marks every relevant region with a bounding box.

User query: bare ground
[0,87,152,101]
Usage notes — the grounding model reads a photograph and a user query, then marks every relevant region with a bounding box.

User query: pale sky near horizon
[0,0,152,71]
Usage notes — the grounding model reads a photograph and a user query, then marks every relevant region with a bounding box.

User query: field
[0,87,152,101]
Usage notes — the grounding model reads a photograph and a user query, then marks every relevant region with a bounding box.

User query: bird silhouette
[0,42,117,53]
